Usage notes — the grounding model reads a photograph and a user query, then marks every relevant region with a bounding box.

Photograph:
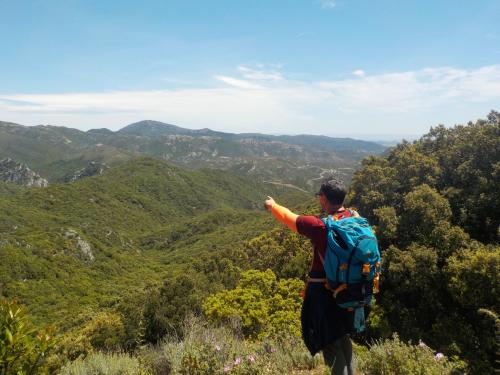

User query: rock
[64,229,78,239]
[62,161,109,182]
[64,229,95,262]
[76,238,95,262]
[0,158,49,187]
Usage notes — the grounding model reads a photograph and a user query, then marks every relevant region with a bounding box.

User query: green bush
[143,274,203,344]
[446,245,500,311]
[54,311,127,363]
[347,112,500,373]
[60,352,143,375]
[241,228,312,279]
[0,299,55,375]
[203,269,303,338]
[139,315,317,375]
[356,334,465,375]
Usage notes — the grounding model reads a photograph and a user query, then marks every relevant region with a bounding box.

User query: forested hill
[0,157,308,327]
[0,112,498,375]
[346,110,499,373]
[0,119,386,190]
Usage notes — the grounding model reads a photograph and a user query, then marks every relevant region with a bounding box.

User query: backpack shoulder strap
[319,216,331,266]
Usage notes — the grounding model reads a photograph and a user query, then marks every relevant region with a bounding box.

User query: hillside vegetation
[0,157,306,330]
[0,120,386,190]
[347,110,499,373]
[0,112,498,374]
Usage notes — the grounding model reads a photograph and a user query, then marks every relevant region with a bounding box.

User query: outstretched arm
[264,196,299,232]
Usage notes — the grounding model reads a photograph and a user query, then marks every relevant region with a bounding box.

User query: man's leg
[322,334,354,375]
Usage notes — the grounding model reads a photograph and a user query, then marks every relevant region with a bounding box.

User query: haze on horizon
[1,0,499,141]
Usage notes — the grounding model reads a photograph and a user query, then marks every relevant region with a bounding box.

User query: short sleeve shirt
[296,209,356,275]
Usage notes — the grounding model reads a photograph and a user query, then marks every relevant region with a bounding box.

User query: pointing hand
[264,196,276,211]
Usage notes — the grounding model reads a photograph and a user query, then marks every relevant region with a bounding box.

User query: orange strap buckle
[362,263,371,274]
[333,284,347,298]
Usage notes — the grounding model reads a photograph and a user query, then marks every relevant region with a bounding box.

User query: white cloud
[215,75,263,89]
[320,0,337,9]
[318,66,500,113]
[237,66,283,81]
[1,65,499,137]
[352,69,365,77]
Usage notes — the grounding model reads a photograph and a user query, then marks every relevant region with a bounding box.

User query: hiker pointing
[265,179,380,375]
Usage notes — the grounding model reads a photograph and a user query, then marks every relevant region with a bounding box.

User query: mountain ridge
[113,119,385,152]
[0,119,387,190]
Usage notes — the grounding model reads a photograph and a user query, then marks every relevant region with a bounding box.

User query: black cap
[315,179,347,205]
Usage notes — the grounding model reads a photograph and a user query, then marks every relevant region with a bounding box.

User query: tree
[347,112,500,373]
[240,229,312,280]
[203,270,303,338]
[143,275,202,343]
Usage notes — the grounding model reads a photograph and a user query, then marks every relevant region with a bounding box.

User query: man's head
[315,179,347,212]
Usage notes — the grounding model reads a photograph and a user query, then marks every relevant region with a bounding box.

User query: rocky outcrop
[64,229,95,262]
[0,158,49,187]
[62,161,109,182]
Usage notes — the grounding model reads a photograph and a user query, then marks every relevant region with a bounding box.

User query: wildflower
[435,352,444,360]
[224,364,232,372]
[270,347,277,353]
[215,345,221,351]
[247,354,255,362]
[234,357,241,366]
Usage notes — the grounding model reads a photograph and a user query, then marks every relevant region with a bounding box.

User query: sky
[0,0,499,140]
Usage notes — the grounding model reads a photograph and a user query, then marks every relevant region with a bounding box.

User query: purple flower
[270,347,277,353]
[234,357,241,366]
[435,352,444,360]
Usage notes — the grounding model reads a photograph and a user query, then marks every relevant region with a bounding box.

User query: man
[264,179,356,375]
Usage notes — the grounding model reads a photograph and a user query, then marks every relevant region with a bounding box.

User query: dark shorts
[301,282,354,355]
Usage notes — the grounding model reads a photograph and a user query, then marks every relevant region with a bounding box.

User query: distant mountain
[117,120,384,154]
[0,158,48,187]
[0,120,387,190]
[117,120,194,136]
[0,121,132,182]
[117,120,233,138]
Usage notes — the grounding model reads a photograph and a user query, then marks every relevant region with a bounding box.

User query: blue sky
[0,0,499,139]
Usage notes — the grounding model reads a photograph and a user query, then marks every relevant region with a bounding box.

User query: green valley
[0,112,498,374]
[0,157,307,329]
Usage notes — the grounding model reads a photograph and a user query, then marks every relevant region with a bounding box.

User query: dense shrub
[348,112,500,373]
[138,316,318,375]
[60,352,142,375]
[143,274,203,344]
[445,244,500,311]
[203,269,303,338]
[356,334,465,375]
[0,299,55,375]
[54,311,127,362]
[240,228,312,279]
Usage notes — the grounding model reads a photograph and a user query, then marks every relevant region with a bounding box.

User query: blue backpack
[320,213,381,332]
